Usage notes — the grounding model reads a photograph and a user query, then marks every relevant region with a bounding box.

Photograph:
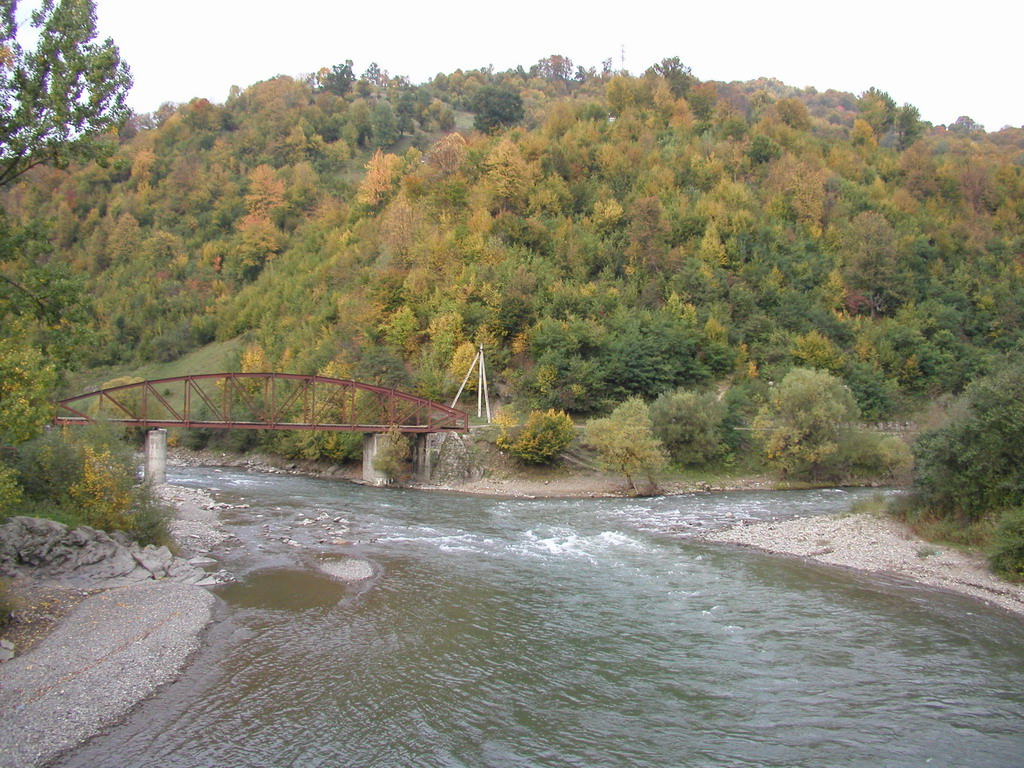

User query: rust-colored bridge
[54,373,468,433]
[55,373,468,485]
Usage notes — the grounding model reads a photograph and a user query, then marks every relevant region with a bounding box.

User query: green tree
[747,134,782,164]
[371,100,400,148]
[0,0,132,186]
[649,389,726,468]
[649,57,694,98]
[894,104,923,150]
[839,211,908,317]
[753,368,860,481]
[584,397,668,494]
[0,0,130,448]
[912,359,1024,521]
[471,85,524,133]
[858,87,896,138]
[315,60,355,96]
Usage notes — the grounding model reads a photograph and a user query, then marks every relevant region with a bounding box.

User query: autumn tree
[485,138,534,212]
[534,54,574,83]
[584,398,668,494]
[356,149,401,207]
[425,131,467,177]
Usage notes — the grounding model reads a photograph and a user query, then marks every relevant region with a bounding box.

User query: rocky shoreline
[696,513,1024,619]
[0,485,231,768]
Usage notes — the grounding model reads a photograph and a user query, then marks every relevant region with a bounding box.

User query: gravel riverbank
[696,513,1024,619]
[0,485,229,768]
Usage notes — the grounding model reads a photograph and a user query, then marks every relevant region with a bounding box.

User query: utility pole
[451,344,491,422]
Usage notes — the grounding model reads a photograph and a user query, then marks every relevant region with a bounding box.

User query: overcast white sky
[88,0,1020,131]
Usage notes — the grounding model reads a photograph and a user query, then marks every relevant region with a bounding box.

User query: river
[59,468,1024,767]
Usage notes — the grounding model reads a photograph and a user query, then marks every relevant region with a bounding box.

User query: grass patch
[890,495,997,550]
[847,493,891,517]
[60,337,246,397]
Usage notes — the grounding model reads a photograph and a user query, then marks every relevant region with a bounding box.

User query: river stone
[317,557,374,582]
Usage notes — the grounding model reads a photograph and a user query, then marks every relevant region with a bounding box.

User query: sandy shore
[697,512,1024,619]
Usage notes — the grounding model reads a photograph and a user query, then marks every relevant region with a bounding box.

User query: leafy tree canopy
[0,0,132,187]
[471,85,524,133]
[912,358,1024,520]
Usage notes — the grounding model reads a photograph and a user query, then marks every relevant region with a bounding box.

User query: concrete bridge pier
[145,428,168,485]
[411,433,433,484]
[362,432,434,485]
[361,433,389,485]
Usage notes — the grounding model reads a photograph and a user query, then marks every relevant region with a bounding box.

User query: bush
[0,578,15,627]
[497,409,575,465]
[836,431,914,483]
[990,508,1024,582]
[9,424,171,545]
[0,464,23,513]
[372,425,411,482]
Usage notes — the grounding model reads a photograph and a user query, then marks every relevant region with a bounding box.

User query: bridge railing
[55,373,468,433]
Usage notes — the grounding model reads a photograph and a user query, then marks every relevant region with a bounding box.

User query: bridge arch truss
[54,373,468,434]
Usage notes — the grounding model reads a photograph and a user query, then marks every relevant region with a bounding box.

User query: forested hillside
[5,56,1024,425]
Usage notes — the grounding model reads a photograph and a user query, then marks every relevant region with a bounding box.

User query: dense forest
[2,0,1024,575]
[4,55,1024,428]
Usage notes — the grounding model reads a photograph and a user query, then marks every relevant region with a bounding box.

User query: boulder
[0,517,210,587]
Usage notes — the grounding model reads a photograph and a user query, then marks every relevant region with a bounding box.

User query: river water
[60,469,1024,767]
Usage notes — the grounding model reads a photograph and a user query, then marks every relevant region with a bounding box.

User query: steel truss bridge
[54,373,468,434]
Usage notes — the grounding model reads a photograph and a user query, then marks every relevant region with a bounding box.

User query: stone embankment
[697,513,1024,618]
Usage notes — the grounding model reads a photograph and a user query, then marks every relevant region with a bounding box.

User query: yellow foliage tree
[70,445,134,532]
[357,149,401,207]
